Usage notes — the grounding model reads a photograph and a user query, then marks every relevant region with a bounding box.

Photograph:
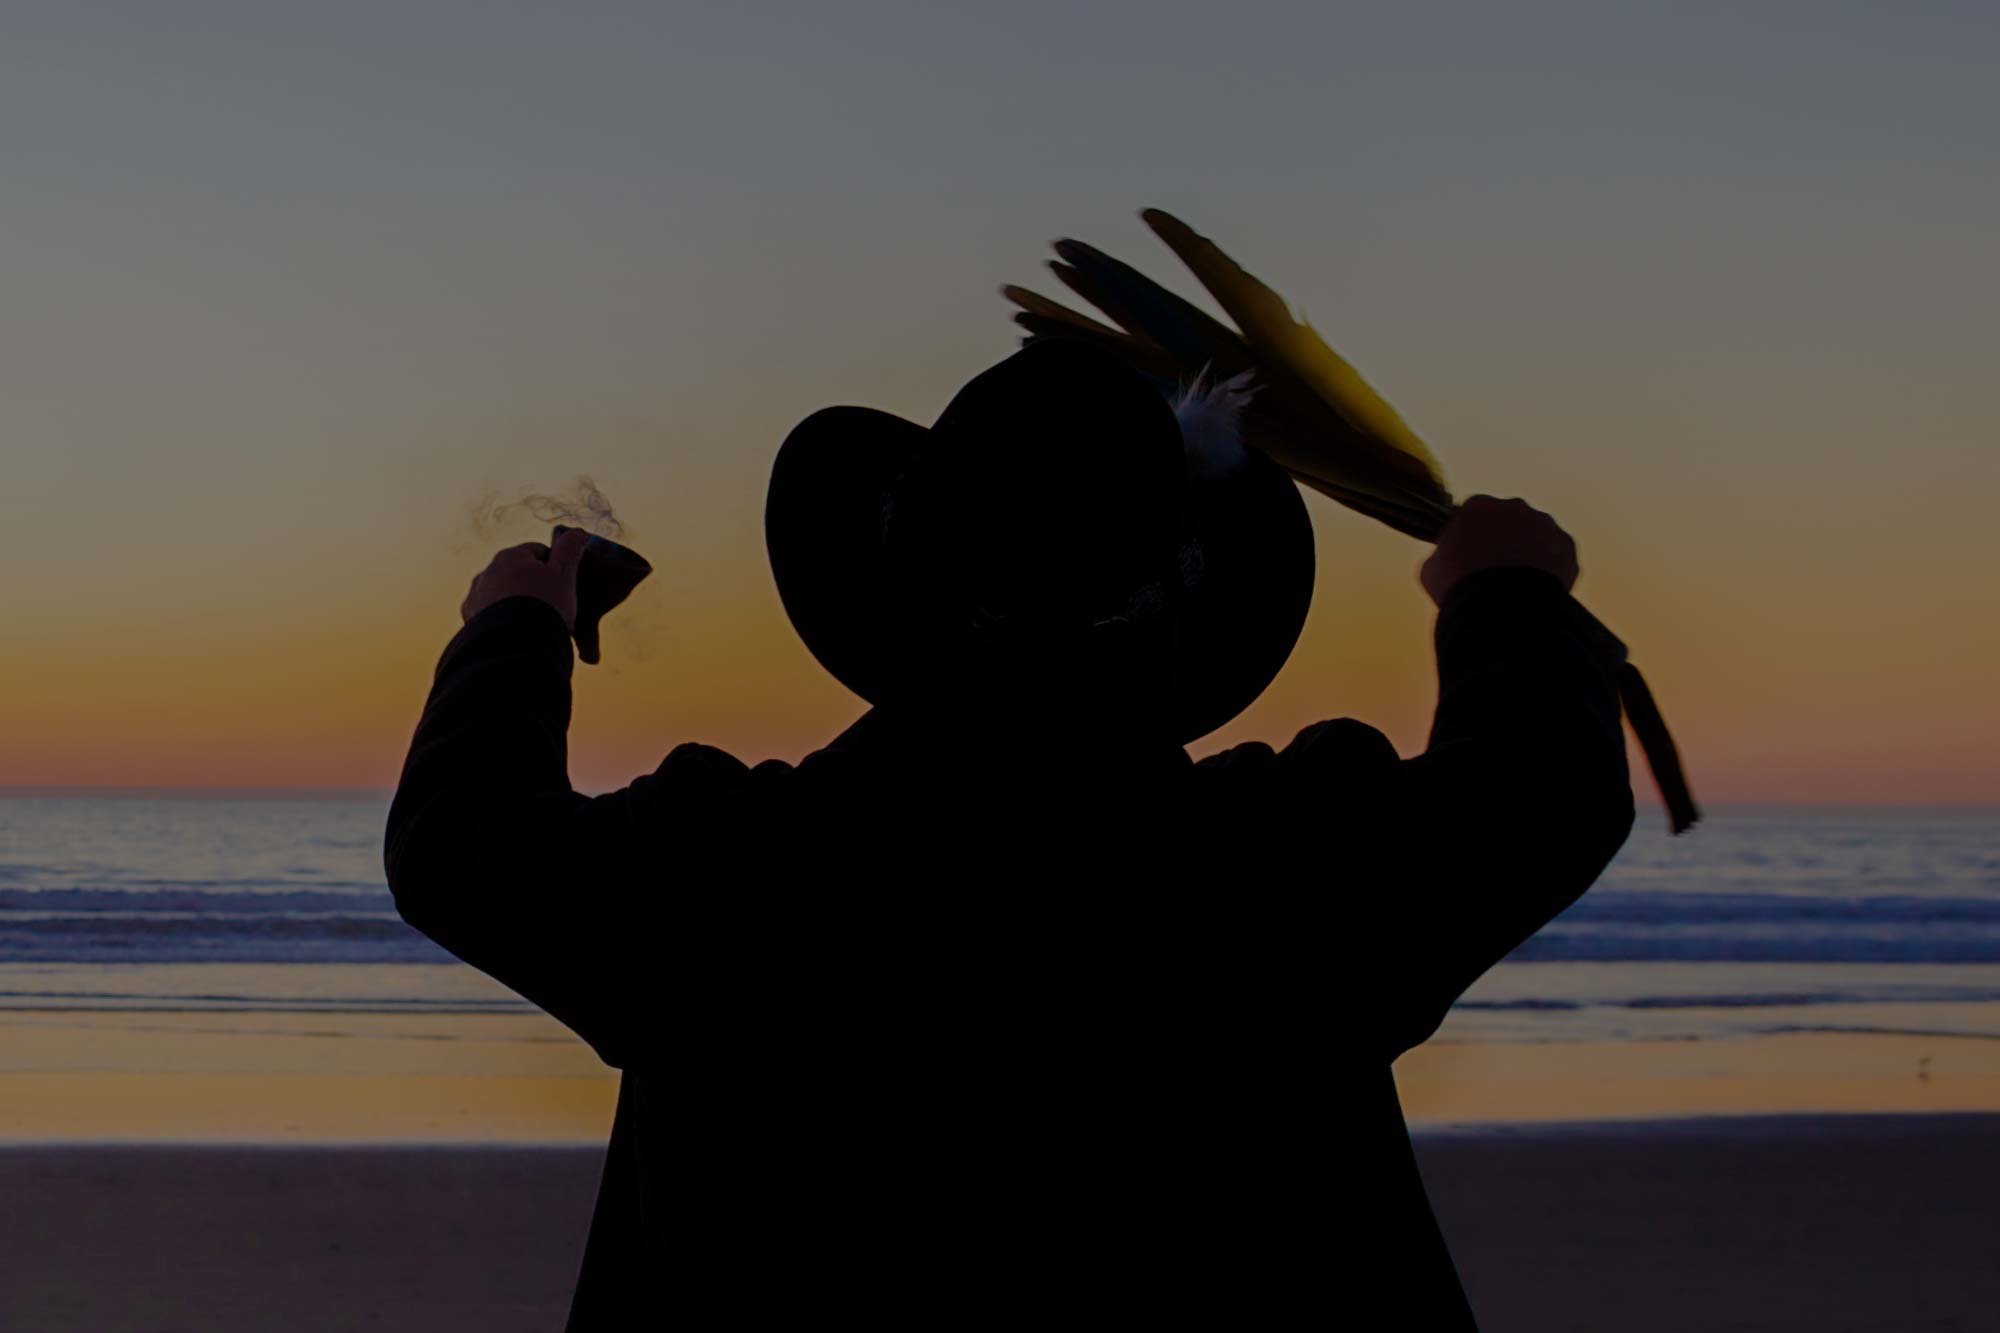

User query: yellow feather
[1140,209,1451,497]
[999,284,1138,344]
[996,212,1699,836]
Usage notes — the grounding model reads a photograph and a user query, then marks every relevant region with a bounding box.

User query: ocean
[1,795,1997,1045]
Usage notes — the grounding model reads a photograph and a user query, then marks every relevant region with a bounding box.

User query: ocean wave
[1756,1023,2000,1041]
[1512,933,2000,964]
[1459,987,2000,1012]
[0,887,386,913]
[0,875,385,895]
[0,987,518,1008]
[0,914,410,939]
[1453,998,1584,1011]
[1557,891,2000,925]
[0,914,454,965]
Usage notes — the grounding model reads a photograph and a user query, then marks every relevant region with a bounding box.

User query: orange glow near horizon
[5,477,1994,808]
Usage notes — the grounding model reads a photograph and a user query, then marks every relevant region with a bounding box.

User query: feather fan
[1002,210,1699,834]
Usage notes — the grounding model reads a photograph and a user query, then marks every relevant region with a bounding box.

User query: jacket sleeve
[382,595,750,1068]
[1297,567,1636,1059]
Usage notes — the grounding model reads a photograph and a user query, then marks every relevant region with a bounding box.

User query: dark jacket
[384,565,1634,1329]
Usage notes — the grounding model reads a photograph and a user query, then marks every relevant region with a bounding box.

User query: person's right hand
[460,527,590,628]
[1419,495,1579,607]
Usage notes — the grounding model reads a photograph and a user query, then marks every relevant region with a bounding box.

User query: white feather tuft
[1172,367,1258,478]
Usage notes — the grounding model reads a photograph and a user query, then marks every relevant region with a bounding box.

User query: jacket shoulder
[1192,719,1400,807]
[1196,718,1398,772]
[647,743,802,802]
[654,741,756,780]
[1278,717,1401,773]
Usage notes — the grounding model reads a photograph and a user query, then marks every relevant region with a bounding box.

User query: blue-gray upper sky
[4,2,1997,798]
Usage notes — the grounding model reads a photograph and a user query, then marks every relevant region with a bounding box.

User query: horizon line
[1,785,1995,815]
[0,784,397,802]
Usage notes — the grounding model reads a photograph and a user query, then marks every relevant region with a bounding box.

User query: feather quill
[1140,209,1449,492]
[996,210,1699,834]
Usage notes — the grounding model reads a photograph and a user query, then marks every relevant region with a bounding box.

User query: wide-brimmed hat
[764,339,1313,745]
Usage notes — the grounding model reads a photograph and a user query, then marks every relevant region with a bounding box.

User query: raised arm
[1366,498,1635,1056]
[383,533,714,1068]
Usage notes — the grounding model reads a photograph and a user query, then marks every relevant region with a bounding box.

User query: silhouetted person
[386,342,1633,1329]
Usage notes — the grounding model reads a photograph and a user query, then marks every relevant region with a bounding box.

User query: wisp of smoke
[470,475,627,541]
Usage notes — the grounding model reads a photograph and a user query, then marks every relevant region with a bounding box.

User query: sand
[2,1146,601,1333]
[5,1119,1998,1332]
[1421,1116,2000,1333]
[1397,1029,2000,1124]
[0,1007,620,1143]
[6,1007,1998,1140]
[5,1010,1997,1329]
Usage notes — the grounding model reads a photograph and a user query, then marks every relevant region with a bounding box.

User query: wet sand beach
[4,1002,1997,1329]
[7,1008,1997,1140]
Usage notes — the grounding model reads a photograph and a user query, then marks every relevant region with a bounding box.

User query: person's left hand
[460,527,590,628]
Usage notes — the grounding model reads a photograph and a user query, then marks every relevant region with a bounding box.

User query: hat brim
[765,350,1314,746]
[766,403,929,712]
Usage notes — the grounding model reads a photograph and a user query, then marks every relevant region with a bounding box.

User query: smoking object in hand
[550,524,652,665]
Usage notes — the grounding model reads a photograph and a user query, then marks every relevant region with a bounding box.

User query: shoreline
[6,994,1998,1143]
[10,1027,1997,1141]
[1396,1028,2000,1124]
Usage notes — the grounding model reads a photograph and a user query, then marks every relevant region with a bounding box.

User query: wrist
[456,595,575,654]
[1436,564,1567,609]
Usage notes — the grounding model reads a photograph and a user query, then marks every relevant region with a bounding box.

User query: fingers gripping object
[547,525,653,665]
[1003,210,1700,833]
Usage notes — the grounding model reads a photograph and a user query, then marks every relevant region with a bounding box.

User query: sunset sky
[3,2,1995,805]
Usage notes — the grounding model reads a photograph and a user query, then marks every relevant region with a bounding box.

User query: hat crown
[886,342,1187,631]
[765,340,1315,745]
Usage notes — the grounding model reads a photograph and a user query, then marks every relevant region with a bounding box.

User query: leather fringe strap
[1617,662,1701,835]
